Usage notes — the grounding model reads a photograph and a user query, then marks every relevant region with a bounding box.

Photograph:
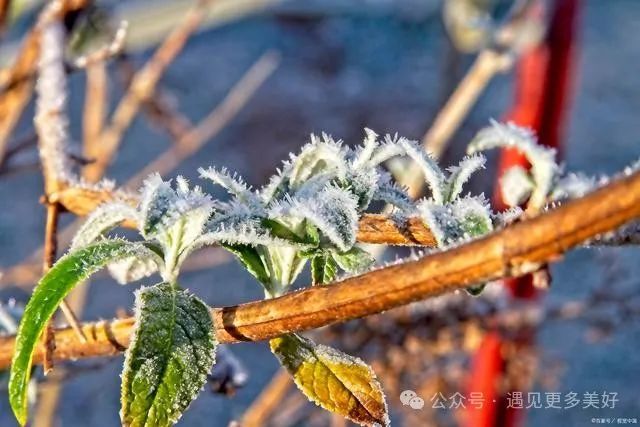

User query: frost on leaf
[270,334,389,427]
[332,247,375,275]
[499,166,535,208]
[445,154,486,202]
[108,255,159,285]
[396,137,446,204]
[269,186,359,252]
[198,166,261,207]
[10,240,160,426]
[351,128,379,169]
[287,134,348,190]
[467,120,559,210]
[417,195,492,247]
[311,254,338,285]
[371,173,415,214]
[139,173,179,238]
[549,172,596,201]
[71,202,138,250]
[121,282,216,427]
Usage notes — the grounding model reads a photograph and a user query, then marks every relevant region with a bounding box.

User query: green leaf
[466,283,487,296]
[121,282,216,427]
[9,239,156,426]
[311,254,338,285]
[262,218,307,243]
[270,334,389,427]
[332,247,375,274]
[221,243,270,285]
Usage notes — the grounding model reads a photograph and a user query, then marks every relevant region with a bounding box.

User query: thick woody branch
[1,171,639,368]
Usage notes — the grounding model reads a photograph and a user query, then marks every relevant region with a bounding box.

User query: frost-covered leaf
[71,202,138,250]
[467,120,559,210]
[549,172,596,201]
[269,186,359,252]
[351,128,379,169]
[418,196,492,247]
[221,244,270,286]
[9,239,158,426]
[397,137,446,204]
[332,247,374,274]
[499,165,535,207]
[311,254,338,285]
[198,166,261,207]
[108,255,160,285]
[287,134,347,190]
[417,202,457,247]
[121,282,216,427]
[346,167,380,210]
[139,173,178,238]
[452,196,493,238]
[181,221,306,268]
[493,206,524,227]
[445,154,486,202]
[270,334,389,427]
[372,175,415,214]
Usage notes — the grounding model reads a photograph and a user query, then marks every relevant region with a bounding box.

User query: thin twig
[83,0,215,182]
[82,62,108,156]
[1,170,639,368]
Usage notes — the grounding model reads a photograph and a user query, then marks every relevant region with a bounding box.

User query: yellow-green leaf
[270,334,389,426]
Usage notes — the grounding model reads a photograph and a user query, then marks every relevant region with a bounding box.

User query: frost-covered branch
[1,167,640,368]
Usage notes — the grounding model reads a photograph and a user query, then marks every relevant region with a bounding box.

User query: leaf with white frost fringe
[9,239,160,426]
[467,120,559,210]
[452,196,493,238]
[372,176,415,213]
[121,282,216,427]
[108,255,160,285]
[397,137,446,204]
[311,254,338,285]
[198,166,261,206]
[269,185,358,252]
[221,243,271,286]
[351,128,379,169]
[499,165,535,207]
[287,134,347,189]
[71,202,138,250]
[270,334,389,427]
[445,154,486,202]
[332,247,375,274]
[139,173,178,238]
[417,196,493,247]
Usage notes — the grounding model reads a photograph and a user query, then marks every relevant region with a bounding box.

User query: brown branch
[82,62,108,156]
[1,170,639,369]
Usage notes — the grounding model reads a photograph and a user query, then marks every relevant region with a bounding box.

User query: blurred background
[0,0,639,426]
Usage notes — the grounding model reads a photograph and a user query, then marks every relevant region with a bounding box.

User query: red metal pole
[465,1,580,426]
